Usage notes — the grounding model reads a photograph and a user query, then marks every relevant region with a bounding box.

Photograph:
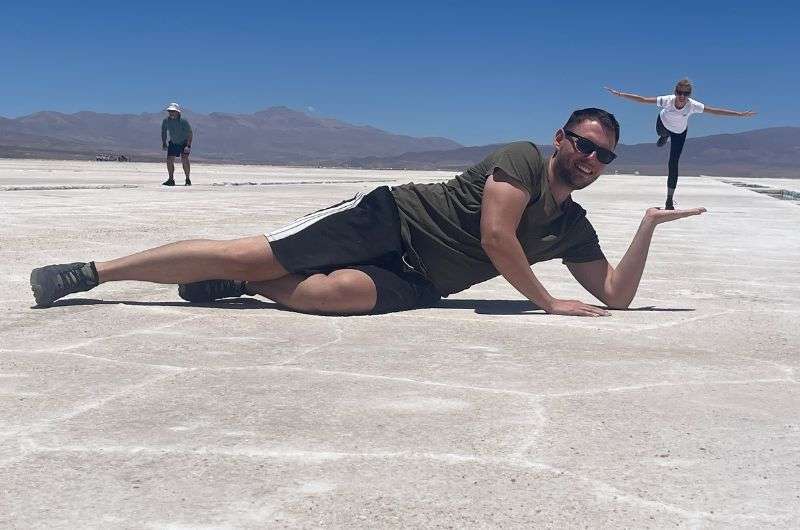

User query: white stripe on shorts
[266,191,366,242]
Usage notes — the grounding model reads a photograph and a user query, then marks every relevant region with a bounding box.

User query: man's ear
[553,128,565,151]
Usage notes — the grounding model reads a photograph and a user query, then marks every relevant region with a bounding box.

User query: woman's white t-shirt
[656,95,704,133]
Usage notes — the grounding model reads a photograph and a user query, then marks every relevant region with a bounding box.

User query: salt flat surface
[1,159,799,528]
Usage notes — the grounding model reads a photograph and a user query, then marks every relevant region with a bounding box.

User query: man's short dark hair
[564,108,620,145]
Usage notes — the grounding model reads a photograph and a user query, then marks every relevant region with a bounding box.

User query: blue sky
[2,1,797,145]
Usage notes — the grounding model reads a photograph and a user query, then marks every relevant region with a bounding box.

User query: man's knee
[301,271,376,313]
[328,269,373,297]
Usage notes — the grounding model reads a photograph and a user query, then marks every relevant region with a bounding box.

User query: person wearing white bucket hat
[161,102,193,186]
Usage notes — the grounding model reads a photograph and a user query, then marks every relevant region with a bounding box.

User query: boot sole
[177,283,211,303]
[178,282,245,303]
[30,268,54,307]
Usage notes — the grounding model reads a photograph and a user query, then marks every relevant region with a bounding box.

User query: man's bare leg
[166,156,175,180]
[181,154,191,184]
[31,236,293,307]
[96,236,286,285]
[246,269,377,314]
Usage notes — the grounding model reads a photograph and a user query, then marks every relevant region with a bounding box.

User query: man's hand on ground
[646,206,706,225]
[545,299,610,317]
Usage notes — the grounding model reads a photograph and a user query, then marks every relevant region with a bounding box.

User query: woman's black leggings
[656,115,687,190]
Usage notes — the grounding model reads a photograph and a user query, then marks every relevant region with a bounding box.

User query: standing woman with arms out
[605,80,755,209]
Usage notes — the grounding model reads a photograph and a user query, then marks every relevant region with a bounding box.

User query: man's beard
[552,154,593,190]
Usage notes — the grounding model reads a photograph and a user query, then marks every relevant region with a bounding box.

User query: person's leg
[165,156,176,184]
[180,255,442,315]
[655,115,670,147]
[246,269,378,314]
[665,129,687,209]
[181,153,191,184]
[97,236,287,284]
[30,236,290,307]
[164,142,182,185]
[32,186,404,308]
[222,262,440,315]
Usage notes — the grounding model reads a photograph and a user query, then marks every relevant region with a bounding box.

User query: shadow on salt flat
[724,180,800,204]
[436,299,695,314]
[2,184,139,191]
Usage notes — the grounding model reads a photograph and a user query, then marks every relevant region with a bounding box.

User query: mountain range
[340,128,800,178]
[0,108,797,177]
[0,107,460,163]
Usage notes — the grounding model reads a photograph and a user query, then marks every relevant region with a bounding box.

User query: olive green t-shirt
[390,141,604,295]
[161,117,192,145]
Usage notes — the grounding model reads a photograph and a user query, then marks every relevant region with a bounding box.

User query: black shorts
[266,186,441,314]
[167,141,187,157]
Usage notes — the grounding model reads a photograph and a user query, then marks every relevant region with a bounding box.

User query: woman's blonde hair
[675,78,693,94]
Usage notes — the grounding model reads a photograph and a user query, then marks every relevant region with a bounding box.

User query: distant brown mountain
[338,127,800,178]
[0,107,462,163]
[1,110,797,177]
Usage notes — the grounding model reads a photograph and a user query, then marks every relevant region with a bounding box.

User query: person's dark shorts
[266,186,441,314]
[167,141,188,157]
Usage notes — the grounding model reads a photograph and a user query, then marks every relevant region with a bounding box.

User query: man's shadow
[33,298,288,311]
[436,299,695,315]
[36,298,695,315]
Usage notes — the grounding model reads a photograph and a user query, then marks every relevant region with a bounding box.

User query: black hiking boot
[30,262,99,307]
[665,197,675,210]
[162,178,175,186]
[178,280,247,303]
[185,178,192,186]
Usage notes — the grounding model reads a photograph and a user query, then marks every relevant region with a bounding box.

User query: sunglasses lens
[596,150,616,164]
[566,131,616,164]
[575,137,595,156]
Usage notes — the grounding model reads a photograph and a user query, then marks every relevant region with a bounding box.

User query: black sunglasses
[563,130,617,164]
[676,90,691,96]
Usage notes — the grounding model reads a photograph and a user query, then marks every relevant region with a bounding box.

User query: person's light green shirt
[161,117,192,145]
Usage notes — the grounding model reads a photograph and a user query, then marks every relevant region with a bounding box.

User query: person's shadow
[33,297,695,315]
[436,299,695,315]
[32,297,287,311]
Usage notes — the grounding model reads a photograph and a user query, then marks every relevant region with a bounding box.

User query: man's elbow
[480,231,508,254]
[603,291,633,310]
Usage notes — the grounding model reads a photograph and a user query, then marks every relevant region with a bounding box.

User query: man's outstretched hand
[545,299,610,317]
[542,207,707,317]
[645,206,706,225]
